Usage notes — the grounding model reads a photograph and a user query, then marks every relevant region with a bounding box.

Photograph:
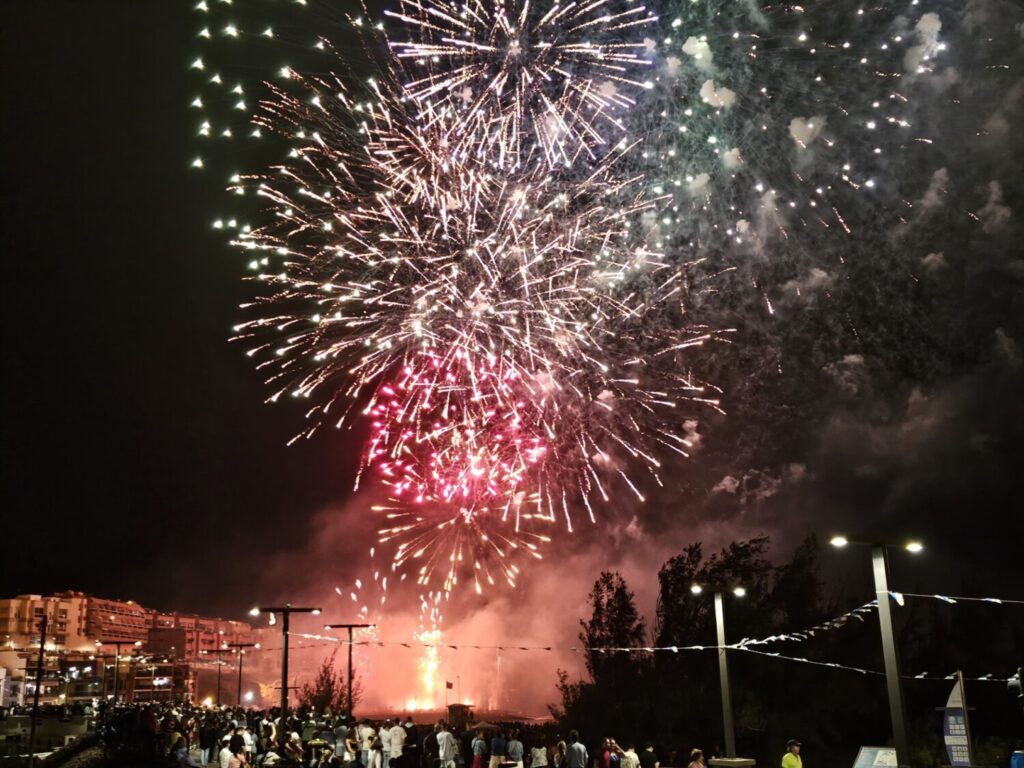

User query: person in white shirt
[380,720,393,768]
[389,721,407,762]
[218,738,232,768]
[242,728,255,760]
[531,743,549,768]
[437,722,459,768]
[360,722,376,766]
[620,746,640,768]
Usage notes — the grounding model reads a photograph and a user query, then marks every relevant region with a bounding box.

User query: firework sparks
[193,0,955,595]
[224,56,721,593]
[386,0,657,170]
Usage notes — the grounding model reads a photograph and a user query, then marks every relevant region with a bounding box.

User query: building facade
[0,591,253,705]
[148,613,253,661]
[0,593,91,652]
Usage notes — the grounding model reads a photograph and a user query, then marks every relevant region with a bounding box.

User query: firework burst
[205,0,723,594]
[386,0,658,170]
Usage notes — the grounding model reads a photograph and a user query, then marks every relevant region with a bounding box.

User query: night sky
[2,0,1023,631]
[2,2,362,613]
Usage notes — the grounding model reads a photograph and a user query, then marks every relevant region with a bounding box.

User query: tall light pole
[690,583,747,759]
[200,646,231,707]
[830,535,923,768]
[96,640,142,703]
[323,622,375,721]
[251,603,321,751]
[227,642,260,706]
[27,614,47,768]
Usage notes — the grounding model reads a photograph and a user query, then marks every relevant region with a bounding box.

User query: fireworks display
[385,0,657,169]
[192,0,952,596]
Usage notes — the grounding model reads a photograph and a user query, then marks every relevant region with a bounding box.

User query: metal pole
[714,592,736,758]
[325,624,371,719]
[872,545,910,767]
[237,651,244,706]
[27,614,47,768]
[347,627,354,721]
[113,645,120,704]
[280,609,290,753]
[216,654,223,707]
[957,670,975,766]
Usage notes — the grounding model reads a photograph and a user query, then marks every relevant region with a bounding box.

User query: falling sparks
[193,0,953,596]
[221,52,722,591]
[385,0,657,169]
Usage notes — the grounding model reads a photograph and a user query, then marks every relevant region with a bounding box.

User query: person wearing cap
[781,740,802,768]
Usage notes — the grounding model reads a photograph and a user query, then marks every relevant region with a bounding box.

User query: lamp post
[250,603,321,750]
[27,614,48,768]
[201,646,232,707]
[96,640,142,702]
[689,583,747,759]
[323,623,375,721]
[227,642,260,706]
[830,535,923,768]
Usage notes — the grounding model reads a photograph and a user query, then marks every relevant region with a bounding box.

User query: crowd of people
[83,701,799,768]
[0,700,97,719]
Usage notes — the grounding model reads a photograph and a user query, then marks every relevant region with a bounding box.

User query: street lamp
[250,603,321,750]
[226,642,260,706]
[200,645,231,707]
[95,640,142,703]
[830,535,924,768]
[690,582,746,759]
[323,623,375,721]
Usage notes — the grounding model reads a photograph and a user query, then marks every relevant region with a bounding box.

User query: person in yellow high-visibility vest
[781,740,802,768]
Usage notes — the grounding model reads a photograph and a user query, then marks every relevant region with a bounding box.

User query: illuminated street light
[250,603,321,751]
[689,583,747,759]
[226,641,260,706]
[830,535,925,767]
[200,647,232,706]
[95,639,143,703]
[323,623,375,720]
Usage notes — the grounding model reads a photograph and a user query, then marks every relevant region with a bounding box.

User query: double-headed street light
[689,582,747,759]
[226,642,260,706]
[250,603,321,750]
[200,645,232,707]
[95,639,142,702]
[830,535,924,768]
[323,622,375,721]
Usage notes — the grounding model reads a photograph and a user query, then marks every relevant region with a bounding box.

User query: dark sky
[2,0,1023,626]
[1,2,363,615]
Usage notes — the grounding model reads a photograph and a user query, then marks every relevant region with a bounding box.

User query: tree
[297,650,363,715]
[768,534,830,629]
[553,572,649,744]
[580,571,647,683]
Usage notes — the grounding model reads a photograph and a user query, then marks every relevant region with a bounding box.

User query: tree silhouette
[297,649,363,715]
[580,571,647,683]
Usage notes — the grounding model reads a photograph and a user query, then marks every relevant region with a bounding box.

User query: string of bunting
[733,600,877,648]
[252,591,1024,656]
[733,647,1017,683]
[276,598,879,654]
[261,632,1016,685]
[890,591,1024,606]
[246,592,1022,682]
